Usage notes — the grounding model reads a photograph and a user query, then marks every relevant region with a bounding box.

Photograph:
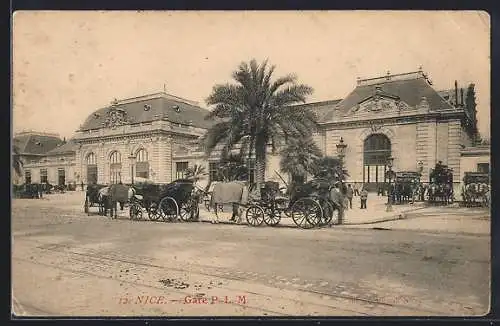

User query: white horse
[209,181,252,224]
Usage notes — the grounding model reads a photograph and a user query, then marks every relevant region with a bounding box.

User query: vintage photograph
[11,11,490,317]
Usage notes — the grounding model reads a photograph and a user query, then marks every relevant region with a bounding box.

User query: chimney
[460,88,464,106]
[454,80,458,107]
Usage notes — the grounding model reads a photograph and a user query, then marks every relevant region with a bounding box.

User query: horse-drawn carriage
[461,172,490,207]
[427,162,454,205]
[241,179,343,229]
[84,184,113,215]
[392,171,420,204]
[129,179,200,222]
[13,183,43,199]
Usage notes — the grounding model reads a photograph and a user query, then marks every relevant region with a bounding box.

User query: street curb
[342,206,428,226]
[337,226,490,237]
[197,206,429,228]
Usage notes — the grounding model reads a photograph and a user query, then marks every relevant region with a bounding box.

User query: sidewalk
[342,196,427,225]
[197,196,428,227]
[340,208,490,236]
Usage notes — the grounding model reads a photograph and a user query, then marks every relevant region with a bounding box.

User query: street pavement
[11,191,490,317]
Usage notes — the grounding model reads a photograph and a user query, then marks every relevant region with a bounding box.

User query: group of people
[342,183,369,210]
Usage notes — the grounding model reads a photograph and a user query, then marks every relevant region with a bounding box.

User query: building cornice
[460,147,490,156]
[319,110,465,128]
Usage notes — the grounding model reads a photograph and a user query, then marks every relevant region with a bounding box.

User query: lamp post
[129,154,136,185]
[336,137,347,173]
[386,156,394,212]
[336,137,348,224]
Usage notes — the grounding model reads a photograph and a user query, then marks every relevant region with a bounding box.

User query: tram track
[13,238,447,316]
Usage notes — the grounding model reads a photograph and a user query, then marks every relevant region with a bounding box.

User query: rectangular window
[209,162,220,182]
[58,168,66,186]
[40,169,48,183]
[176,162,189,180]
[25,170,31,184]
[477,163,490,173]
[136,161,149,179]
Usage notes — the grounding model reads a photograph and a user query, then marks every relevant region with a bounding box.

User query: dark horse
[84,184,107,215]
[98,184,134,218]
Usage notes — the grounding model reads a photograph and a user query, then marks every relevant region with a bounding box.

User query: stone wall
[447,119,462,183]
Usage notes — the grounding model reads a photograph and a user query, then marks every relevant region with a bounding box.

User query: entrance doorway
[58,168,66,186]
[363,134,391,192]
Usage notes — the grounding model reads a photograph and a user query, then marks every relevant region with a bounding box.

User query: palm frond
[204,59,315,183]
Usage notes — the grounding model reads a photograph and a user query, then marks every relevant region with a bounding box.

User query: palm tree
[185,164,208,182]
[312,156,348,183]
[217,153,249,182]
[203,59,317,187]
[279,136,322,184]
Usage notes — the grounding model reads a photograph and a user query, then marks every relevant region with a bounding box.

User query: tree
[185,164,208,182]
[203,59,317,186]
[12,145,23,178]
[465,83,479,137]
[217,153,249,182]
[279,136,322,182]
[311,156,348,183]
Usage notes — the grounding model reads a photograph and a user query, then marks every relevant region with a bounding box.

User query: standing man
[81,181,85,191]
[353,182,360,196]
[360,187,368,209]
[346,184,354,209]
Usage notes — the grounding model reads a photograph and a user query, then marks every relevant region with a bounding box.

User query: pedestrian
[346,184,354,209]
[353,182,360,196]
[81,181,84,191]
[360,187,368,209]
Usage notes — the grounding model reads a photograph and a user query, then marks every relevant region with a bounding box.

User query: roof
[13,132,64,155]
[46,139,78,155]
[291,99,343,122]
[437,87,467,106]
[322,71,455,122]
[79,92,215,131]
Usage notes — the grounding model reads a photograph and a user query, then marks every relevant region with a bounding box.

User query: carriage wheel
[291,199,308,228]
[245,205,265,227]
[129,203,143,220]
[291,198,322,229]
[159,197,179,222]
[304,198,323,227]
[179,200,198,222]
[263,207,281,226]
[147,202,162,221]
[318,199,334,226]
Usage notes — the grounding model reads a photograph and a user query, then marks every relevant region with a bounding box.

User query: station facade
[14,69,487,193]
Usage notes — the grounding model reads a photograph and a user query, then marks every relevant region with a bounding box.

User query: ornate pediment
[348,95,411,117]
[104,108,130,129]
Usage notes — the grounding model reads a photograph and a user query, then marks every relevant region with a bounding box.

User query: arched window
[109,151,122,184]
[85,152,98,184]
[135,148,149,179]
[86,152,97,165]
[363,134,391,190]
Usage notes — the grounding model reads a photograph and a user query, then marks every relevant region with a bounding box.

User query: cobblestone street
[12,192,490,317]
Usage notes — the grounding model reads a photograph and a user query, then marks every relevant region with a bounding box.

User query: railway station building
[14,69,488,194]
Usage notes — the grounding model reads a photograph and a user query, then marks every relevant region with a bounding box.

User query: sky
[12,11,490,139]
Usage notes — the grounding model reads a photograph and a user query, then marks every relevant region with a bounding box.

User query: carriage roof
[133,179,194,203]
[463,172,489,184]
